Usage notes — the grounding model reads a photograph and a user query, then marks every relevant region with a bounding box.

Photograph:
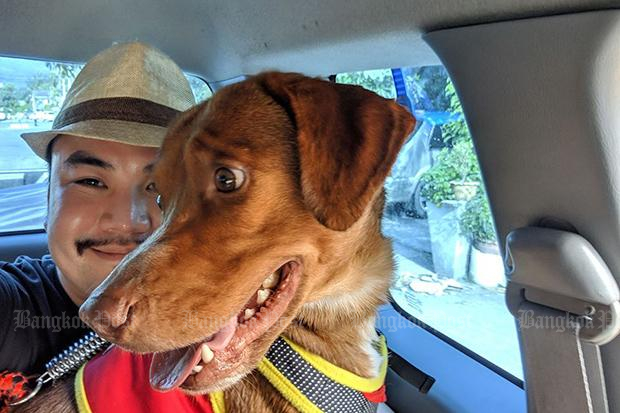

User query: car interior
[2,1,620,412]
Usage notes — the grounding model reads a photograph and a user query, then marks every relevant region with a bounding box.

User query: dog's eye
[156,194,164,211]
[215,167,244,192]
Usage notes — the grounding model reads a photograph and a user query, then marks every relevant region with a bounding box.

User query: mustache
[75,236,148,256]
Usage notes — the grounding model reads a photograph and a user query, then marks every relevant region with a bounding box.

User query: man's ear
[257,72,415,231]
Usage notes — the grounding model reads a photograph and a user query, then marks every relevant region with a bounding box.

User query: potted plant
[420,81,480,206]
[419,138,479,280]
[459,189,497,248]
[443,83,479,201]
[417,80,481,280]
[448,138,480,201]
[420,139,479,204]
[459,190,506,288]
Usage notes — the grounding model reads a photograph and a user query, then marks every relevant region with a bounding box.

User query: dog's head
[80,72,414,393]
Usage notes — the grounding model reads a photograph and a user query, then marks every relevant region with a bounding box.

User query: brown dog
[15,72,414,412]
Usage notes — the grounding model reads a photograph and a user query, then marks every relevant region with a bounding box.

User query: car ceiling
[0,0,616,83]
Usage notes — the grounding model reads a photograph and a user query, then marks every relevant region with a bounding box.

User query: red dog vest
[75,346,222,413]
[75,336,387,413]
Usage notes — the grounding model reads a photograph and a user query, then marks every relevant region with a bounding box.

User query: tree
[404,66,450,112]
[420,75,482,205]
[0,83,28,117]
[45,62,81,105]
[335,69,396,99]
[442,80,469,146]
[336,66,451,112]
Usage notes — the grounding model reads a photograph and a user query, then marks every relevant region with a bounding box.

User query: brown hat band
[53,97,181,129]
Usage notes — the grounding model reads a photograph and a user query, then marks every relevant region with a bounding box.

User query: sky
[0,56,57,87]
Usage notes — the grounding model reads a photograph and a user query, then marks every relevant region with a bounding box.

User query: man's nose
[80,290,136,339]
[99,189,154,235]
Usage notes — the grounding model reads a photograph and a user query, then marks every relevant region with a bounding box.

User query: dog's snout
[80,292,135,339]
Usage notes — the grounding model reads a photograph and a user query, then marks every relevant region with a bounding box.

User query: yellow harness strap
[256,335,388,413]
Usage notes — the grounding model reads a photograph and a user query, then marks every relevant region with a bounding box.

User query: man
[0,41,196,377]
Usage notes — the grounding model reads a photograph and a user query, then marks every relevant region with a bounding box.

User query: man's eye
[76,178,105,188]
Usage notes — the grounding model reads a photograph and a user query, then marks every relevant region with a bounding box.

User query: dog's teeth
[244,308,256,320]
[201,344,214,364]
[256,289,272,305]
[192,365,203,374]
[262,272,280,289]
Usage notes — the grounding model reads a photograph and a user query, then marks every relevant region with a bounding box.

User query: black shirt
[0,255,90,374]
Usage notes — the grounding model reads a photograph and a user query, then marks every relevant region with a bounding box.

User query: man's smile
[88,245,136,261]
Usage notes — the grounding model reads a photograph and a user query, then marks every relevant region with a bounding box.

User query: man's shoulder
[0,255,86,374]
[1,254,55,270]
[0,254,64,311]
[0,255,56,283]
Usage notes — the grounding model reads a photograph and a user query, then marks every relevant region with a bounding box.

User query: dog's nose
[79,293,135,339]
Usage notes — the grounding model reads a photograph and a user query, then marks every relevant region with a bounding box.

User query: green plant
[420,78,481,206]
[459,189,497,243]
[420,137,479,205]
[442,81,470,145]
[335,69,396,99]
[405,66,451,111]
[0,83,27,116]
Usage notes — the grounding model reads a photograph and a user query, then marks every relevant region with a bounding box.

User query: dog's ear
[257,72,415,231]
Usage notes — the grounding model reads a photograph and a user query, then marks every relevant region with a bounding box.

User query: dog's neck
[284,203,392,378]
[285,311,384,378]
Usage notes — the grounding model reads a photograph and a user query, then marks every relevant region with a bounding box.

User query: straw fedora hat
[21,41,196,160]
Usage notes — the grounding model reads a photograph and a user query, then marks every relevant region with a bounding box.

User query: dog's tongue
[149,316,238,391]
[150,344,201,391]
[204,316,238,351]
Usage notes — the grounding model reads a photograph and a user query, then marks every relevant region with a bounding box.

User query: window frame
[389,294,523,388]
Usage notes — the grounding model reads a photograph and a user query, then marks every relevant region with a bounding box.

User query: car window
[186,74,213,103]
[337,66,522,380]
[0,55,211,234]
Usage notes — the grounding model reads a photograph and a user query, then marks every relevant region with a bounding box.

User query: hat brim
[21,119,170,160]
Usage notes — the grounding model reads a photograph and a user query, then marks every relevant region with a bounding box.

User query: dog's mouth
[149,260,301,392]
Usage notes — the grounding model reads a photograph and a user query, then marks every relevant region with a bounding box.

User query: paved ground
[0,121,49,231]
[0,121,49,172]
[381,213,523,380]
[383,213,433,268]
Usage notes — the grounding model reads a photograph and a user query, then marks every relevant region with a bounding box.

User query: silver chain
[9,331,109,406]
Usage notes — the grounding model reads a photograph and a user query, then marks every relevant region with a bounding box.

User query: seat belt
[517,302,606,412]
[505,227,620,413]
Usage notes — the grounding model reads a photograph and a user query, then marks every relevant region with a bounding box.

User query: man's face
[47,135,161,305]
